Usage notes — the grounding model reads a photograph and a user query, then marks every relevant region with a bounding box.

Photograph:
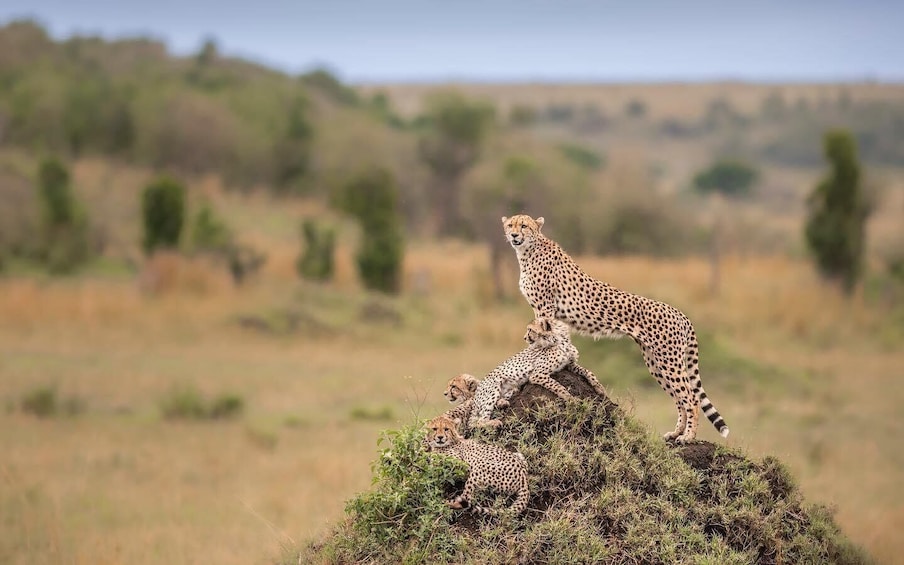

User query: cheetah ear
[464,374,479,392]
[536,216,545,230]
[452,417,462,426]
[541,318,552,332]
[501,216,508,224]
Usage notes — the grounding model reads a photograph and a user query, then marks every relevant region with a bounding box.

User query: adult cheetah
[425,415,529,515]
[502,214,729,443]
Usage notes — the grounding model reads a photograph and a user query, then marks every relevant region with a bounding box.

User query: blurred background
[0,1,902,564]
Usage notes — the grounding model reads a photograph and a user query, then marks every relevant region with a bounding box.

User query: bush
[190,201,232,253]
[20,386,84,418]
[209,394,245,419]
[805,130,871,294]
[159,385,244,421]
[336,168,404,293]
[557,142,605,171]
[296,218,335,282]
[141,176,186,255]
[327,424,468,562]
[20,387,58,418]
[36,157,92,273]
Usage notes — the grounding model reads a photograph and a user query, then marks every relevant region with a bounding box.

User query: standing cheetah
[425,415,529,515]
[502,214,729,443]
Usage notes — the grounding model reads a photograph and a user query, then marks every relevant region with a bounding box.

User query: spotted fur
[425,415,529,515]
[467,317,576,430]
[502,214,730,443]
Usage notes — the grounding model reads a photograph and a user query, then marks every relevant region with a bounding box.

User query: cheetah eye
[521,223,526,228]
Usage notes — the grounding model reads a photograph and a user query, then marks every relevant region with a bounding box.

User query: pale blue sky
[2,0,902,82]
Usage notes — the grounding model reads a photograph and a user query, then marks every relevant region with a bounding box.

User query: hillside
[298,368,870,565]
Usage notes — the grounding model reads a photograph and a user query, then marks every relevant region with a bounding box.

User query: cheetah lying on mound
[502,214,730,443]
[464,317,590,430]
[425,414,529,515]
[442,324,607,433]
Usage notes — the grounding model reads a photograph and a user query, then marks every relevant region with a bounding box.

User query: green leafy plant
[805,130,872,294]
[141,176,186,255]
[296,218,335,282]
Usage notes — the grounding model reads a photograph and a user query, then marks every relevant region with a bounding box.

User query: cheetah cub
[502,214,730,443]
[425,415,529,515]
[468,317,579,430]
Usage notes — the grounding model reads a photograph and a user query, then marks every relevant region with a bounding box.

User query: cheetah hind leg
[640,346,686,442]
[448,476,477,509]
[566,361,608,397]
[527,373,573,401]
[674,393,700,444]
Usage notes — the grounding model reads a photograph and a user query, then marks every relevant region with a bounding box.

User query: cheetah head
[426,415,462,449]
[444,373,479,403]
[502,214,545,249]
[524,317,570,347]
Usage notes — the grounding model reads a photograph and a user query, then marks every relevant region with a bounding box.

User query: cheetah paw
[495,399,510,408]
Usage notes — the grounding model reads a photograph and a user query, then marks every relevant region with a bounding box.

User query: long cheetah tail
[700,392,730,438]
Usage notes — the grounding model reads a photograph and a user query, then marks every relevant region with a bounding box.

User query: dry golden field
[2,235,903,564]
[2,80,904,563]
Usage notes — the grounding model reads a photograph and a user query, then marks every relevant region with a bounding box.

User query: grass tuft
[158,385,245,421]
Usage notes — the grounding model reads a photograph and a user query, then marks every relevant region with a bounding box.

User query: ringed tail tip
[719,427,730,438]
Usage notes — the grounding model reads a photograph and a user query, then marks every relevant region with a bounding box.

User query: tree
[693,160,759,198]
[36,157,91,273]
[692,159,759,295]
[296,218,335,282]
[190,201,232,254]
[336,168,404,293]
[418,91,495,237]
[141,176,186,255]
[805,130,871,294]
[468,155,546,301]
[272,93,313,192]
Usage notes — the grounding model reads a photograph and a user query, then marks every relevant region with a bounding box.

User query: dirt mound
[296,367,873,565]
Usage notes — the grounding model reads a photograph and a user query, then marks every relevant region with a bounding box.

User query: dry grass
[1,242,903,564]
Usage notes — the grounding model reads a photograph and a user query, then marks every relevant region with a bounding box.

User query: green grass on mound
[294,369,872,565]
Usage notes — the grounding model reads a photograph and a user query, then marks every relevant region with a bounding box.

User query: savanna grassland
[2,19,904,565]
[2,169,902,564]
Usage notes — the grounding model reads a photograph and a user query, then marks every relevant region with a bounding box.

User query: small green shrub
[19,386,84,418]
[327,424,468,563]
[36,157,92,274]
[159,386,207,420]
[335,168,404,293]
[141,176,186,255]
[20,387,58,418]
[158,386,244,421]
[296,218,335,282]
[209,394,245,419]
[190,201,232,253]
[348,405,395,422]
[557,142,605,171]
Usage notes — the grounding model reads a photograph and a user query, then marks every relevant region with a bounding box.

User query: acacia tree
[468,155,545,300]
[805,130,871,294]
[418,91,494,237]
[692,159,760,295]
